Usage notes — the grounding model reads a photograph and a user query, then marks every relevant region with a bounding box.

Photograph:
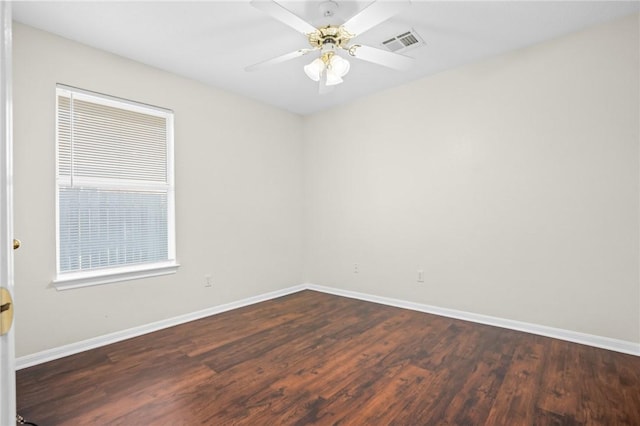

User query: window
[54,85,177,290]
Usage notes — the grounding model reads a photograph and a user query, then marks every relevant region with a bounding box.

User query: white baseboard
[16,284,306,370]
[306,284,640,357]
[17,282,639,369]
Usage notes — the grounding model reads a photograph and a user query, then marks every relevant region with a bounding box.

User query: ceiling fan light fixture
[248,0,415,94]
[304,58,325,81]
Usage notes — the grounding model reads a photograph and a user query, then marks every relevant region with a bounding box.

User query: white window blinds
[56,86,176,286]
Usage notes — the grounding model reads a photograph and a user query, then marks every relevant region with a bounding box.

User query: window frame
[53,85,178,290]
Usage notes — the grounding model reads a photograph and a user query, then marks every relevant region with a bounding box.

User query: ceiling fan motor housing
[307,26,354,50]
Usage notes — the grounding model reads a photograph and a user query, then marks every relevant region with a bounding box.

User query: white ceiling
[12,1,640,116]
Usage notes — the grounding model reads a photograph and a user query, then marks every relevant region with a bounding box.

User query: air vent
[382,29,425,53]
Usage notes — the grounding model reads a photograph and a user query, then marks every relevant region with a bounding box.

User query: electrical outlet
[417,270,424,283]
[204,274,213,287]
[354,263,359,274]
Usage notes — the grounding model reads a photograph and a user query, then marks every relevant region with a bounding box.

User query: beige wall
[13,12,640,357]
[13,23,304,356]
[304,14,640,343]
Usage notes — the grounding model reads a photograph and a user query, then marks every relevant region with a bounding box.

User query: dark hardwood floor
[16,290,640,425]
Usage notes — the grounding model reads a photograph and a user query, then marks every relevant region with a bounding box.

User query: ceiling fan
[246,0,414,93]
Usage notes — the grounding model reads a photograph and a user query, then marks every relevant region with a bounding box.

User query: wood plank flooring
[16,290,640,425]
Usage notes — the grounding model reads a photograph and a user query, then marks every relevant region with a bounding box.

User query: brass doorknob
[13,239,20,250]
[0,287,13,335]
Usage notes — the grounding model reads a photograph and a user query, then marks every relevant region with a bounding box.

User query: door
[0,1,16,424]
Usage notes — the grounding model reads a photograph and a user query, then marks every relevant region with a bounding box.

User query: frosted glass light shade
[304,58,325,82]
[330,55,350,77]
[325,69,344,86]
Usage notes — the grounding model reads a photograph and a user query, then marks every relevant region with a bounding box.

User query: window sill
[52,262,180,291]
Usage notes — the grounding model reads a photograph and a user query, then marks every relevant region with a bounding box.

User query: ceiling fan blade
[347,44,413,70]
[342,0,411,37]
[250,0,318,35]
[245,49,314,72]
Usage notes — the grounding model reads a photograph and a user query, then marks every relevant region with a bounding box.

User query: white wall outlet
[354,263,359,274]
[417,270,424,283]
[204,274,213,287]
